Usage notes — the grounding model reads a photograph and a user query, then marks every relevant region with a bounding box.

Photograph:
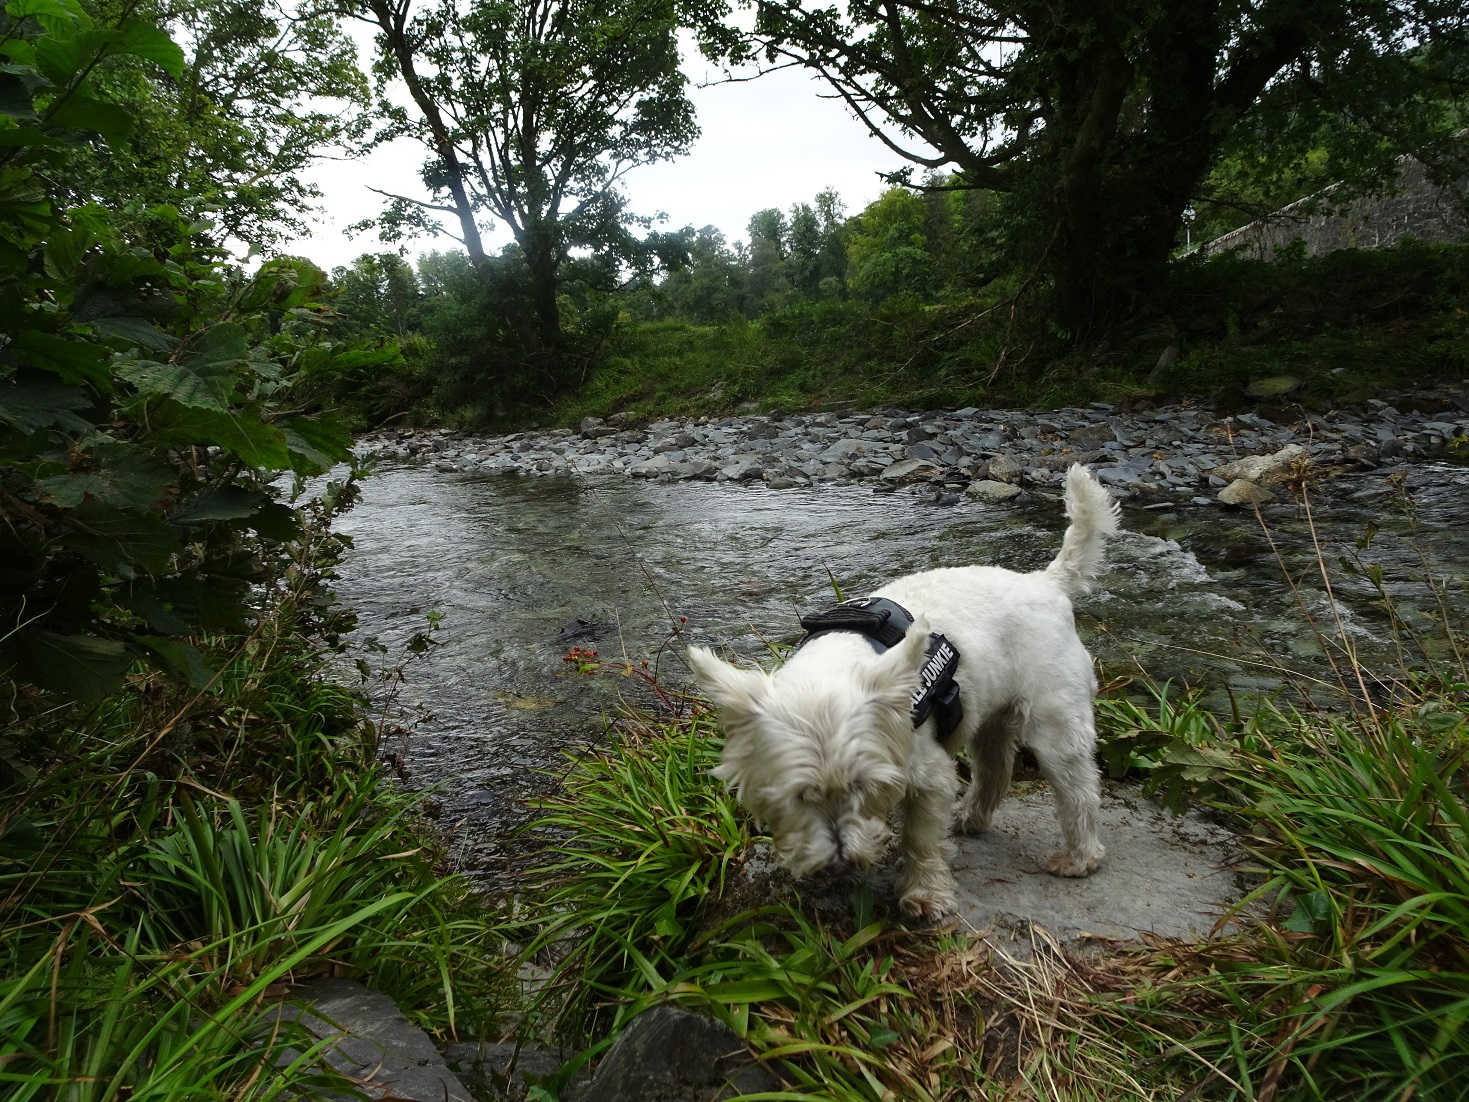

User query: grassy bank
[513,677,1468,1099]
[0,479,511,1098]
[548,242,1469,427]
[511,544,1468,1100]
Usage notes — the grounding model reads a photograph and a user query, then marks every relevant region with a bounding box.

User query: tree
[744,206,792,312]
[740,0,1469,340]
[331,252,423,336]
[62,0,370,253]
[1,0,355,701]
[353,0,708,373]
[845,187,933,303]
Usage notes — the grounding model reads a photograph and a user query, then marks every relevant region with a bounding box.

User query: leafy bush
[0,0,364,705]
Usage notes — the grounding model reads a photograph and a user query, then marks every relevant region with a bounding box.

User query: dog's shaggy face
[689,628,930,877]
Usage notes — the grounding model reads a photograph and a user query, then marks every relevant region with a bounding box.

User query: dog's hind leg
[956,706,1021,835]
[1026,703,1105,877]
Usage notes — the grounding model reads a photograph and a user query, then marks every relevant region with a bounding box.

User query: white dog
[687,465,1119,920]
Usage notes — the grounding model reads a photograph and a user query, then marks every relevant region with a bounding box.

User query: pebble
[358,388,1469,509]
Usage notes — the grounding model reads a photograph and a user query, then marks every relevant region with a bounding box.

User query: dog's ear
[860,619,930,718]
[687,646,767,733]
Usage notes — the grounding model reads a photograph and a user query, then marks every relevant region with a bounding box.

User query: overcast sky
[288,38,918,272]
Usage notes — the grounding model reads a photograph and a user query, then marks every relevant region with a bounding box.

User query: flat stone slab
[734,782,1245,955]
[277,978,476,1102]
[951,784,1244,951]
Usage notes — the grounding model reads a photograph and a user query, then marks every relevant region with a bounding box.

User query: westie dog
[687,465,1119,920]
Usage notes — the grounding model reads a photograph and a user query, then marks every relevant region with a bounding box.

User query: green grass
[1,499,512,1098]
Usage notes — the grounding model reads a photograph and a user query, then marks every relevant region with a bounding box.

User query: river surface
[330,461,1467,884]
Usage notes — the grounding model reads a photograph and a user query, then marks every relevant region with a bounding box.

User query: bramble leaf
[118,358,236,411]
[0,376,93,433]
[25,632,132,703]
[35,442,173,510]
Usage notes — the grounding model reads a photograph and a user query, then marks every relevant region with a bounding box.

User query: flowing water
[330,461,1467,882]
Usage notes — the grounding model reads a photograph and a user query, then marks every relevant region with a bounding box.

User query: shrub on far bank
[544,240,1469,429]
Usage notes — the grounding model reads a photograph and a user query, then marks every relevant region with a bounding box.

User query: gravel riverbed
[360,389,1468,507]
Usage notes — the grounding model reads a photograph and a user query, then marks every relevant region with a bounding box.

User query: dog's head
[687,625,928,877]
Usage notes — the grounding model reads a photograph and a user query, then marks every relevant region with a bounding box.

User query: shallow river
[330,461,1467,882]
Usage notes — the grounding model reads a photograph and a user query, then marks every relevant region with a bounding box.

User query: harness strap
[798,596,913,650]
[796,596,965,740]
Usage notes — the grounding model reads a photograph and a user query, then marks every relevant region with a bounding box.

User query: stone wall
[1201,150,1469,260]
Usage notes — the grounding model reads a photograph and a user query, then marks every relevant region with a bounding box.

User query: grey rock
[1218,478,1275,506]
[1212,443,1305,484]
[566,1006,779,1102]
[817,438,867,462]
[880,458,944,484]
[986,454,1023,483]
[949,786,1244,954]
[276,978,476,1102]
[629,454,677,478]
[719,459,765,482]
[965,479,1023,503]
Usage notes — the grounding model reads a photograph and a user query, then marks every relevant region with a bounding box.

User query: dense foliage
[0,0,363,702]
[726,0,1469,339]
[2,4,510,1095]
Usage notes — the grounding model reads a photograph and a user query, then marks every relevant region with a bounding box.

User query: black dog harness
[797,596,964,740]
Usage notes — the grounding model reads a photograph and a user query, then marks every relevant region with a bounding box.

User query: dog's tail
[1044,465,1120,597]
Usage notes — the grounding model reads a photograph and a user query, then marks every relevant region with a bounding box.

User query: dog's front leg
[896,762,960,921]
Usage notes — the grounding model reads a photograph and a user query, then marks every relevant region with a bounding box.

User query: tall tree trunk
[364,0,488,266]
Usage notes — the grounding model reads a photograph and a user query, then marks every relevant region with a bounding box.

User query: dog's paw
[955,808,992,835]
[899,886,957,923]
[1046,851,1102,877]
[899,863,959,922]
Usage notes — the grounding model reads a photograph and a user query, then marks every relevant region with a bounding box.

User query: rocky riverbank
[360,390,1468,507]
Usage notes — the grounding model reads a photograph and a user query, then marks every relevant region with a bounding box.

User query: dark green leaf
[171,406,290,468]
[169,485,269,525]
[43,222,89,277]
[0,375,93,433]
[46,94,133,141]
[136,635,214,689]
[6,0,86,26]
[23,632,132,703]
[14,330,110,386]
[0,126,66,148]
[33,33,86,86]
[63,500,179,573]
[118,358,235,411]
[246,501,300,541]
[187,323,248,371]
[89,316,173,353]
[0,68,38,120]
[35,441,173,509]
[124,572,251,633]
[282,414,351,473]
[110,20,184,78]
